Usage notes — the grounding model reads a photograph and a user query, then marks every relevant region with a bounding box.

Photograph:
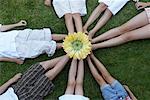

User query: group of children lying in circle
[0,0,150,99]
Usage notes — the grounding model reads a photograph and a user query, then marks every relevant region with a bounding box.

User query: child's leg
[90,54,115,84]
[83,3,107,33]
[52,34,67,41]
[0,20,27,32]
[0,57,24,64]
[45,55,69,80]
[72,13,83,32]
[92,24,150,50]
[88,9,112,38]
[87,56,106,86]
[65,59,77,94]
[64,13,75,34]
[92,11,149,43]
[56,43,63,49]
[40,55,65,70]
[75,60,84,95]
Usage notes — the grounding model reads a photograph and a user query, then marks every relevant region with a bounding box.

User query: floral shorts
[145,8,150,23]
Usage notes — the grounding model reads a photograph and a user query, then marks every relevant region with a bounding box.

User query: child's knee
[65,14,73,20]
[121,33,135,42]
[72,13,81,19]
[68,79,76,88]
[119,24,131,33]
[76,81,83,87]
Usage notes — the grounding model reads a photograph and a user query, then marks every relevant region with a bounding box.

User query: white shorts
[98,0,129,15]
[59,94,89,100]
[145,8,150,23]
[53,0,87,18]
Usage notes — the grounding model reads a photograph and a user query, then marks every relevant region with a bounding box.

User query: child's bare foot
[17,20,27,27]
[91,39,96,43]
[91,44,96,50]
[57,43,63,49]
[10,73,22,83]
[87,55,91,62]
[88,34,92,42]
[83,26,88,34]
[44,0,51,7]
[16,59,24,65]
[90,52,94,58]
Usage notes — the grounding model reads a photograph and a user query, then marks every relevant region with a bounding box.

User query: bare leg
[0,57,24,64]
[87,56,106,86]
[65,59,77,94]
[65,13,75,34]
[90,54,115,84]
[73,13,83,32]
[92,24,150,50]
[56,43,63,49]
[88,9,112,38]
[52,34,67,41]
[75,60,84,95]
[40,55,65,70]
[83,3,107,33]
[45,55,69,80]
[0,20,27,32]
[92,11,149,43]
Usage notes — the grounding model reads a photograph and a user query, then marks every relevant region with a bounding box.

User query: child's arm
[124,85,137,100]
[0,20,27,32]
[44,0,52,7]
[0,73,22,94]
[135,2,150,10]
[0,57,24,64]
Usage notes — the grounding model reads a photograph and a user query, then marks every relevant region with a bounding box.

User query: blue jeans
[101,80,128,100]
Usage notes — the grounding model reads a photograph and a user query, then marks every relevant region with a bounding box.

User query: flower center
[72,40,83,51]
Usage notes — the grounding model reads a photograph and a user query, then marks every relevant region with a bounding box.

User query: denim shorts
[100,80,128,100]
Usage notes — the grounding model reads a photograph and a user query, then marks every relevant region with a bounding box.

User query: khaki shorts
[145,8,150,23]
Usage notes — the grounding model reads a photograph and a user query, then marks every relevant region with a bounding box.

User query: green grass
[0,0,150,99]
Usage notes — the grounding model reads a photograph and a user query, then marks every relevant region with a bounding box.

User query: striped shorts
[12,63,54,100]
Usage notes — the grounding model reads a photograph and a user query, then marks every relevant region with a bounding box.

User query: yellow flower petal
[63,32,92,59]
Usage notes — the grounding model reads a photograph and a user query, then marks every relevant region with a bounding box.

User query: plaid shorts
[12,63,55,100]
[145,8,150,23]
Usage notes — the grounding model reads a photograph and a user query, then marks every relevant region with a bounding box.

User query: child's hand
[16,59,24,64]
[13,73,22,80]
[123,85,130,91]
[44,0,51,7]
[17,20,27,26]
[10,73,22,83]
[135,2,148,10]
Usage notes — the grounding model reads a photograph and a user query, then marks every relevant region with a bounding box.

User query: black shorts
[12,63,55,100]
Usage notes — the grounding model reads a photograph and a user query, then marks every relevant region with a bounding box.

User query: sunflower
[63,32,92,59]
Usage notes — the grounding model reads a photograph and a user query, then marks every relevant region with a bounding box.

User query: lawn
[0,0,150,100]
